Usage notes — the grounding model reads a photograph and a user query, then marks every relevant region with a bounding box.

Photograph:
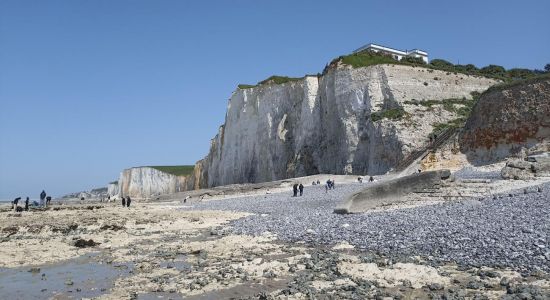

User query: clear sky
[1,0,549,199]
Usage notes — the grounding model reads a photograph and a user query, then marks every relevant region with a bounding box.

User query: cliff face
[195,64,497,188]
[460,76,550,163]
[114,167,189,199]
[107,182,119,198]
[62,187,108,199]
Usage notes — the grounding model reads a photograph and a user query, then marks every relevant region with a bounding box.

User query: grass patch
[428,92,481,137]
[404,98,475,113]
[483,72,550,95]
[237,84,256,89]
[238,75,309,90]
[371,108,406,122]
[334,50,548,82]
[258,75,303,85]
[148,165,195,176]
[339,51,405,69]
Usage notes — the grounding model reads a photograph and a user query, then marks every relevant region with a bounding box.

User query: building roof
[354,43,427,56]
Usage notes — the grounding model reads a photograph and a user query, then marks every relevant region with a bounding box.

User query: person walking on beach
[126,196,131,208]
[46,196,51,207]
[25,197,29,211]
[122,196,126,207]
[292,184,298,197]
[299,184,304,196]
[12,197,21,211]
[40,190,46,207]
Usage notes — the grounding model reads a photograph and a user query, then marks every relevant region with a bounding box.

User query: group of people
[40,190,52,206]
[291,178,338,196]
[293,176,380,196]
[121,196,132,208]
[357,176,375,183]
[11,197,28,212]
[292,183,304,197]
[11,190,50,212]
[325,179,336,192]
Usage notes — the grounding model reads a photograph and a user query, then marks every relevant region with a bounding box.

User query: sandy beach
[1,174,549,299]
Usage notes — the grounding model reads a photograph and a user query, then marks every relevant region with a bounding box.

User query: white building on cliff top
[353,43,429,63]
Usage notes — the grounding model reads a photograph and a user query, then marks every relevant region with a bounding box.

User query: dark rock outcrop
[460,76,550,163]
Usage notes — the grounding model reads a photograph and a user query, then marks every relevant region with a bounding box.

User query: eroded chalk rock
[501,154,550,180]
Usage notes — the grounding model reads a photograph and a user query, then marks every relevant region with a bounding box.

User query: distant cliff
[62,187,108,199]
[460,75,550,162]
[192,63,498,188]
[108,166,193,199]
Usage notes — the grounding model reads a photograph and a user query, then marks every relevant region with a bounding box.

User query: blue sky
[1,0,549,199]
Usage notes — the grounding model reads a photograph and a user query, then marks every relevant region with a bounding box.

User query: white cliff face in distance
[107,182,119,198]
[197,64,498,188]
[112,167,188,199]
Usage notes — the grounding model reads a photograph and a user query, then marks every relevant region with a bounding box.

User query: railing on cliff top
[394,127,458,172]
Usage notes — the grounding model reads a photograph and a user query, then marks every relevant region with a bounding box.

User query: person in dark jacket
[25,197,29,211]
[122,197,126,207]
[40,190,46,207]
[298,184,304,196]
[46,196,51,206]
[126,196,131,208]
[292,184,298,197]
[12,197,21,210]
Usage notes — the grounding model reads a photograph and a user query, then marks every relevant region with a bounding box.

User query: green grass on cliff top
[483,72,550,94]
[339,51,409,68]
[148,165,194,176]
[238,75,306,90]
[237,50,548,91]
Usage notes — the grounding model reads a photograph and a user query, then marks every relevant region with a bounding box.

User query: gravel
[190,181,550,272]
[454,166,502,180]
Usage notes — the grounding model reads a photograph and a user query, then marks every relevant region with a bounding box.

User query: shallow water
[0,253,130,299]
[151,278,290,300]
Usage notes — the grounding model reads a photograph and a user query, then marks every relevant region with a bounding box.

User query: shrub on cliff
[429,59,454,69]
[506,68,539,80]
[479,65,506,77]
[340,51,405,68]
[149,165,195,176]
[400,56,426,64]
[370,108,406,122]
[237,84,256,89]
[483,72,550,94]
[258,75,302,85]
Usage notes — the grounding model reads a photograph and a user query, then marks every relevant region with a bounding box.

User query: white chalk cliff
[109,167,189,199]
[194,64,497,188]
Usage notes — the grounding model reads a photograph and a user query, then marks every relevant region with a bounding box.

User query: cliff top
[483,73,550,95]
[148,165,195,176]
[238,50,546,90]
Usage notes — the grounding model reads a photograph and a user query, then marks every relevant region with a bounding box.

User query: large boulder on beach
[501,153,550,179]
